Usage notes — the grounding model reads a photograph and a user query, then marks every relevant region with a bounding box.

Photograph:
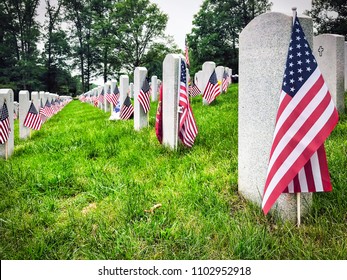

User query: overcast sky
[153,0,312,50]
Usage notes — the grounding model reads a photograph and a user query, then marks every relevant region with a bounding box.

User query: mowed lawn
[0,84,346,260]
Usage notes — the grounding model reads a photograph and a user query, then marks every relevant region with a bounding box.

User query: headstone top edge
[0,89,14,94]
[315,33,345,39]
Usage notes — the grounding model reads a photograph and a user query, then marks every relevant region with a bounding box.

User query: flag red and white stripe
[178,59,198,147]
[105,85,119,106]
[120,95,134,120]
[138,78,150,113]
[0,101,10,144]
[262,13,339,214]
[24,102,42,130]
[203,70,220,104]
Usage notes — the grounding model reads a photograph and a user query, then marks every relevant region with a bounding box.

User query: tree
[142,36,181,79]
[187,0,272,75]
[306,0,347,39]
[1,0,42,92]
[116,0,168,72]
[43,0,72,92]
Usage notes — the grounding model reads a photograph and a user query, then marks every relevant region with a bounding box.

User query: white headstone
[31,91,40,113]
[134,67,148,131]
[197,70,203,92]
[151,76,158,102]
[19,90,31,139]
[313,34,345,113]
[239,12,313,221]
[202,61,216,105]
[0,89,14,158]
[129,82,134,98]
[162,54,180,149]
[120,75,129,107]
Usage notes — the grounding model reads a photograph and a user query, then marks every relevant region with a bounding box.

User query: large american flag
[185,38,190,68]
[120,95,134,120]
[189,80,201,97]
[138,78,150,113]
[0,101,10,144]
[24,102,42,130]
[105,84,119,106]
[178,59,198,147]
[262,13,339,214]
[203,70,221,104]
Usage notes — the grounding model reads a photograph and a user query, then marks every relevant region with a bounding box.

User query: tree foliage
[307,0,347,40]
[187,0,272,75]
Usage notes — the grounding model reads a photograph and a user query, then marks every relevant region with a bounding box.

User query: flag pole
[5,141,8,161]
[292,6,301,227]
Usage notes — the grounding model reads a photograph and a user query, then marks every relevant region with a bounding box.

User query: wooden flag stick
[5,141,8,161]
[297,192,301,227]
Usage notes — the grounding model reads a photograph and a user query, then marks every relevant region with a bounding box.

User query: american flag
[105,84,119,106]
[98,88,105,104]
[262,13,339,214]
[0,101,10,144]
[185,38,190,68]
[222,71,229,92]
[178,59,198,147]
[39,99,47,122]
[24,102,42,130]
[51,99,57,114]
[13,109,17,120]
[189,80,201,97]
[120,95,134,120]
[138,78,150,113]
[44,100,54,117]
[203,70,221,104]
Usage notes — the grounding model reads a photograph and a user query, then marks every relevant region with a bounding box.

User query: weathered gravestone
[162,54,180,149]
[313,34,345,113]
[134,67,148,131]
[151,76,158,102]
[19,90,31,139]
[239,12,314,221]
[202,61,216,105]
[0,89,14,159]
[196,70,204,91]
[13,101,19,117]
[215,66,225,93]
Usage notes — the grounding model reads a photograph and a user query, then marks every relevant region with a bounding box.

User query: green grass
[0,84,346,260]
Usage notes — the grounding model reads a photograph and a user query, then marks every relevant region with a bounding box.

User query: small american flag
[24,102,42,130]
[39,99,47,122]
[138,78,150,113]
[189,80,201,97]
[185,38,190,68]
[106,84,120,106]
[98,88,105,104]
[0,101,10,144]
[120,95,134,120]
[262,13,339,214]
[222,71,229,92]
[203,70,221,104]
[13,109,17,120]
[178,59,198,147]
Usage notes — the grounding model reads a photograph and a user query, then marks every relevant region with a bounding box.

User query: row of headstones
[82,75,162,111]
[194,64,232,93]
[238,12,346,222]
[0,89,72,159]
